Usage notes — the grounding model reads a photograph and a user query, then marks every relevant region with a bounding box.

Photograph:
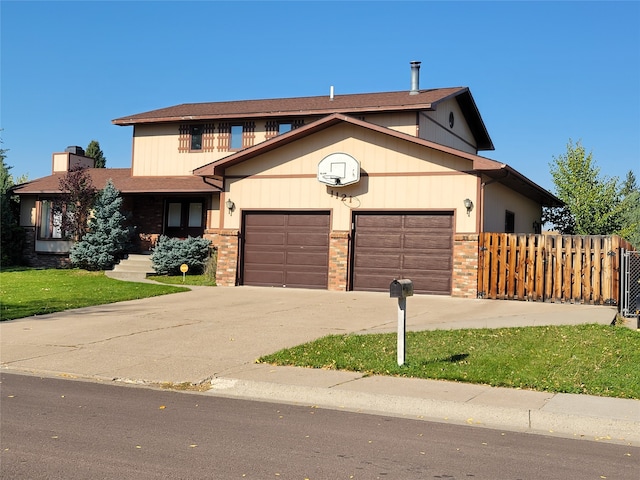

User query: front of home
[14,62,560,296]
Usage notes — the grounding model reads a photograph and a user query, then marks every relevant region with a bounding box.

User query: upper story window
[278,122,292,134]
[190,125,203,150]
[179,123,214,152]
[230,125,244,150]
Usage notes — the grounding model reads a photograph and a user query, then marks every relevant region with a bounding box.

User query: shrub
[151,236,212,275]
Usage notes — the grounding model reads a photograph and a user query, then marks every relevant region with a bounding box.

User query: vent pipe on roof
[409,61,421,95]
[330,85,334,101]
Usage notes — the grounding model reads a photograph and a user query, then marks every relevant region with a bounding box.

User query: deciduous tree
[542,140,626,236]
[56,166,97,241]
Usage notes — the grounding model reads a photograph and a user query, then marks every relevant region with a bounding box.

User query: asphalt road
[1,373,637,480]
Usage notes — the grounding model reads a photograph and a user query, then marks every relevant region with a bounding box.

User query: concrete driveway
[0,286,618,385]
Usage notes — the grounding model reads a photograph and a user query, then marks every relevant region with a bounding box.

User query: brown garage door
[242,212,330,289]
[352,212,453,295]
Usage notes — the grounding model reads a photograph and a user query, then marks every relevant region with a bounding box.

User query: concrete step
[111,254,154,274]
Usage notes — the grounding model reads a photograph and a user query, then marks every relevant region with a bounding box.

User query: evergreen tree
[0,142,26,267]
[70,180,130,270]
[85,140,106,168]
[542,140,626,235]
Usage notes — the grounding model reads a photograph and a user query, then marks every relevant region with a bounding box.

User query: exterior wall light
[225,199,235,215]
[463,198,473,216]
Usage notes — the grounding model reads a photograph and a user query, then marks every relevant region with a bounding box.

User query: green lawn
[259,324,640,399]
[0,269,188,321]
[148,274,216,286]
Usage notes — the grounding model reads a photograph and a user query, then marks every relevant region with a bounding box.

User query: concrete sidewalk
[1,286,638,446]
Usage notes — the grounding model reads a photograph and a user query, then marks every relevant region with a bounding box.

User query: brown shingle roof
[112,87,494,151]
[12,168,222,195]
[112,89,465,125]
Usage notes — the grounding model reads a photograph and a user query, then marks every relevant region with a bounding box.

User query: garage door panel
[244,232,286,245]
[244,251,286,265]
[244,214,286,227]
[243,269,284,284]
[403,234,452,249]
[286,252,329,267]
[354,254,401,269]
[287,232,330,247]
[356,215,403,229]
[287,215,330,228]
[353,213,453,295]
[404,215,453,229]
[403,254,452,271]
[355,234,402,249]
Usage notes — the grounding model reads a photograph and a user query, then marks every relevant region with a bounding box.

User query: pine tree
[0,142,26,267]
[70,180,129,270]
[85,140,106,168]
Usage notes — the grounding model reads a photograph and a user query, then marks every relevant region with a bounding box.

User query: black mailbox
[390,278,414,298]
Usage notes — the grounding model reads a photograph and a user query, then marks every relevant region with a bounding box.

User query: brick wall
[328,231,350,291]
[21,227,71,268]
[452,233,479,298]
[205,229,239,286]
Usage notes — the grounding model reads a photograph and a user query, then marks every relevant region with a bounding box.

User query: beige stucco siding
[483,181,541,233]
[419,99,477,154]
[222,123,478,232]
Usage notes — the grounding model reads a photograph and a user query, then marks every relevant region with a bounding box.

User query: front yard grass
[148,274,216,286]
[0,269,188,321]
[259,324,640,399]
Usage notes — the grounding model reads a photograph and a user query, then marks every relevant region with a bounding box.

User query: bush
[151,236,212,275]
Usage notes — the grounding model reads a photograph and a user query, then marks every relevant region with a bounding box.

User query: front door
[164,198,205,238]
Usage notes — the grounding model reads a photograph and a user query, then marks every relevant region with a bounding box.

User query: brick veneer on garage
[206,229,239,286]
[328,231,350,291]
[452,233,479,298]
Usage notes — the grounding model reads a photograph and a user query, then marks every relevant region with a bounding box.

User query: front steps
[105,253,155,282]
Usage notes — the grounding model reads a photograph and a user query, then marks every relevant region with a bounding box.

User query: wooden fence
[478,233,633,305]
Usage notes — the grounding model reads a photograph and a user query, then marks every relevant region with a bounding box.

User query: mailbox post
[390,279,413,366]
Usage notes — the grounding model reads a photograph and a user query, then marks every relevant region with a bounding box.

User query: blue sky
[2,1,639,192]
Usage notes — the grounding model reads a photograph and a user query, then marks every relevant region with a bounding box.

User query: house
[14,61,561,296]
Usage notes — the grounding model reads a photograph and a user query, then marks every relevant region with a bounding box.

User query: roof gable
[193,113,559,206]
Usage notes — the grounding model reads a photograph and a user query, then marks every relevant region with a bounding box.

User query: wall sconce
[463,198,473,216]
[533,220,541,233]
[225,198,235,215]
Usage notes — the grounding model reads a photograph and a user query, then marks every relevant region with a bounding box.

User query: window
[505,210,515,233]
[190,125,203,151]
[230,125,243,150]
[164,199,205,236]
[278,122,292,134]
[39,199,67,239]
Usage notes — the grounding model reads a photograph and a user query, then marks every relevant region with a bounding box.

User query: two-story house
[14,62,560,296]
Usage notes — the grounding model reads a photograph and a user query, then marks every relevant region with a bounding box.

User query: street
[1,372,637,479]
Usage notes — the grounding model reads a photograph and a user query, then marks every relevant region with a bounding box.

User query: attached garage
[351,212,454,295]
[241,212,330,289]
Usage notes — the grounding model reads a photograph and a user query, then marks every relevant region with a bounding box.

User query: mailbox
[390,278,414,298]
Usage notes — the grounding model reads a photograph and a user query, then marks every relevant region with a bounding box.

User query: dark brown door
[352,212,453,295]
[164,198,205,238]
[242,212,330,289]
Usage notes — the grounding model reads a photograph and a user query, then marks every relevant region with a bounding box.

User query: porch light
[225,199,235,215]
[463,198,473,216]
